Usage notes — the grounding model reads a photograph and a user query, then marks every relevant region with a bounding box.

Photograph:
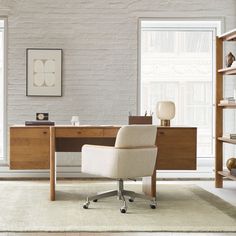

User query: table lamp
[156,101,175,126]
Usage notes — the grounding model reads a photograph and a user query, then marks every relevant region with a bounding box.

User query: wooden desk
[9,125,197,201]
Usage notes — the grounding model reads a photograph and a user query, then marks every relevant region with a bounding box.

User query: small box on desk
[128,116,152,125]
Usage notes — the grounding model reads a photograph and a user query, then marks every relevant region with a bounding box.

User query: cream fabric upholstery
[115,125,157,148]
[82,125,157,179]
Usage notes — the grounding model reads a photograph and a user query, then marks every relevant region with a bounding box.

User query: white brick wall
[0,0,236,168]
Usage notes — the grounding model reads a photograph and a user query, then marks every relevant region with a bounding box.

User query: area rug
[0,181,235,232]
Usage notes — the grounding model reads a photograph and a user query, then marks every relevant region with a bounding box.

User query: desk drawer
[55,128,104,138]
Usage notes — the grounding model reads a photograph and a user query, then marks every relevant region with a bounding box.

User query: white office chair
[81,125,158,213]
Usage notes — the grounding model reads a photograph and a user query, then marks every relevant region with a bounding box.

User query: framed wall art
[26,48,62,96]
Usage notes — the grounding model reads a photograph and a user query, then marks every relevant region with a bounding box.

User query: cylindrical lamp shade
[156,101,175,126]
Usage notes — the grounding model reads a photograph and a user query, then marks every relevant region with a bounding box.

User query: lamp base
[160,120,170,126]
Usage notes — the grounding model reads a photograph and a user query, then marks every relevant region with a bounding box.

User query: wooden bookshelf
[215,28,236,187]
[218,171,236,181]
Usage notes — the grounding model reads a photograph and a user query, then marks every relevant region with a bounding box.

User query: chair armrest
[81,145,117,177]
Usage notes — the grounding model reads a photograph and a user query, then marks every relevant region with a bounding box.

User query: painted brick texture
[0,0,235,166]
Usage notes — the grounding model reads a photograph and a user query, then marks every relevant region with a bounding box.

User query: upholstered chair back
[115,125,157,148]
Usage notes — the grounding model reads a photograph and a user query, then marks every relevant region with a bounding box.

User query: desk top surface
[11,125,196,129]
[11,125,121,128]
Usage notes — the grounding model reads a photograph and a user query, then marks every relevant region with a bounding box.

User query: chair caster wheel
[93,199,98,202]
[120,207,127,213]
[128,198,134,202]
[83,202,89,209]
[150,204,156,209]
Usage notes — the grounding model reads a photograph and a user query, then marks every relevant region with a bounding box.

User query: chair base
[83,179,157,213]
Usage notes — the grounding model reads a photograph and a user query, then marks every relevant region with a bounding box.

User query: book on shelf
[230,168,236,176]
[223,133,236,139]
[25,120,55,126]
[220,97,236,105]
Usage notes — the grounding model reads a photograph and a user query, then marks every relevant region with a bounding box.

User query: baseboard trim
[0,160,215,178]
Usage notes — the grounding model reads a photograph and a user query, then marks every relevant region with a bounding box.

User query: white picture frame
[26,48,62,96]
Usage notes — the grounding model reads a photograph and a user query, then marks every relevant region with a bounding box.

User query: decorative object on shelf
[232,61,236,68]
[71,116,80,126]
[226,157,236,171]
[156,101,175,126]
[229,134,236,139]
[220,97,236,105]
[26,48,62,97]
[36,113,49,121]
[224,134,236,139]
[226,52,235,67]
[230,168,236,176]
[223,133,236,139]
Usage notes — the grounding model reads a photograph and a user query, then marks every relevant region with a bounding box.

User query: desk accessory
[128,116,152,125]
[25,120,55,126]
[36,113,49,120]
[71,116,80,126]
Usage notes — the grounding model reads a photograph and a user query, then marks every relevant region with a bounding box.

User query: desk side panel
[156,128,197,170]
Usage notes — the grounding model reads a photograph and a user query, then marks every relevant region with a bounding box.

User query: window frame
[138,18,223,113]
[137,18,222,160]
[0,17,7,164]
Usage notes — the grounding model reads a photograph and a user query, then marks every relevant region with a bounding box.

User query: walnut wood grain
[156,127,197,170]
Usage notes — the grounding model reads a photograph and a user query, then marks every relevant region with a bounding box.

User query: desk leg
[142,172,156,198]
[50,127,56,201]
[142,154,157,198]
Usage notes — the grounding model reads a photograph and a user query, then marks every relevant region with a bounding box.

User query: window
[139,20,221,159]
[0,19,5,160]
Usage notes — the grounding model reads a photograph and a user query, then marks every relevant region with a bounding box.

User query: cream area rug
[0,181,236,232]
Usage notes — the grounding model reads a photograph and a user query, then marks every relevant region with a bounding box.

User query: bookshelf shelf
[218,67,236,75]
[219,29,236,41]
[218,103,236,108]
[218,137,236,144]
[218,171,236,181]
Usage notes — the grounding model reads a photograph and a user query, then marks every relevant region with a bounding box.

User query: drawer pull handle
[77,131,82,134]
[159,131,165,135]
[43,131,47,134]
